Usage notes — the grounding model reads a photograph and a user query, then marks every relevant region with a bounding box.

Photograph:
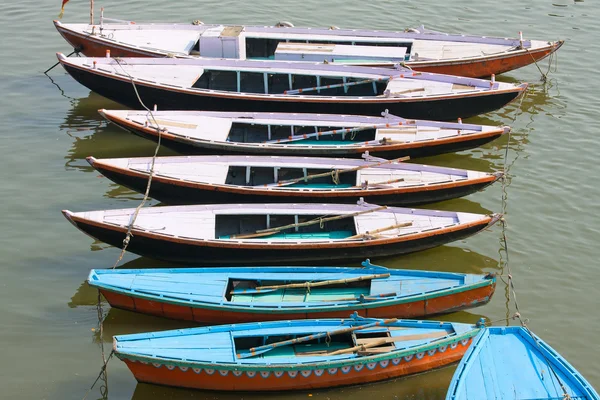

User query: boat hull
[103,112,507,159]
[55,23,562,78]
[64,213,495,265]
[91,160,499,206]
[61,62,523,121]
[100,283,495,323]
[119,337,473,391]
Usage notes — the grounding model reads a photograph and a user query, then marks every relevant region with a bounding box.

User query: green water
[1,0,598,399]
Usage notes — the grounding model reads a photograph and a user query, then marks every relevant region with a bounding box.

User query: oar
[236,317,398,359]
[282,76,391,96]
[230,205,388,240]
[347,221,413,240]
[253,273,390,291]
[266,156,409,187]
[352,177,406,189]
[264,122,407,144]
[322,292,398,302]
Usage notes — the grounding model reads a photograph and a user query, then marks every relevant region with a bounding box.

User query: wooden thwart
[230,205,388,239]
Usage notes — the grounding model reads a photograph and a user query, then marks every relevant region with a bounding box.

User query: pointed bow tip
[56,52,66,62]
[62,210,76,224]
[488,213,503,226]
[86,156,97,166]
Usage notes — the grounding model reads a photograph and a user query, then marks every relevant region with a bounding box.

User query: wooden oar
[322,292,397,302]
[384,87,426,96]
[253,273,390,291]
[236,317,398,359]
[282,76,391,96]
[347,221,413,240]
[230,205,388,240]
[264,122,406,144]
[266,156,410,187]
[352,177,406,189]
[328,331,448,356]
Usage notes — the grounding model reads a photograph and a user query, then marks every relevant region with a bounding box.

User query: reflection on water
[59,90,178,172]
[93,308,198,344]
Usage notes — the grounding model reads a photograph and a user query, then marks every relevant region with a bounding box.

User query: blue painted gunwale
[113,315,480,371]
[446,326,600,400]
[88,261,495,314]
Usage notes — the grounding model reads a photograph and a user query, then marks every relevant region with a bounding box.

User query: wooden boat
[99,110,511,158]
[57,53,527,121]
[88,260,497,323]
[446,326,600,400]
[113,313,483,391]
[62,202,501,265]
[87,154,503,206]
[54,18,563,78]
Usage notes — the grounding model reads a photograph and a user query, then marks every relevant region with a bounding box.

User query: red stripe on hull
[100,283,494,323]
[412,46,559,77]
[122,339,471,391]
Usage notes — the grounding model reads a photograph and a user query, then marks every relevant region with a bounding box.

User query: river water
[1,0,598,399]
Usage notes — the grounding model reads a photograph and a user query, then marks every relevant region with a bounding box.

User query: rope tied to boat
[109,58,164,269]
[331,168,340,185]
[81,350,114,400]
[523,45,558,83]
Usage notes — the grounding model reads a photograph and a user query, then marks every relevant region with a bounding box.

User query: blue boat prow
[446,326,599,400]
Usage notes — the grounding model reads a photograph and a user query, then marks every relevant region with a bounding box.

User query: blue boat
[446,326,600,400]
[88,260,496,323]
[113,314,481,391]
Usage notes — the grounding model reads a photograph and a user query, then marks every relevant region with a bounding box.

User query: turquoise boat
[446,326,600,400]
[113,314,482,391]
[88,260,496,323]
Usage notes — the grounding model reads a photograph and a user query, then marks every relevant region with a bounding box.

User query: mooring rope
[81,350,114,400]
[524,46,557,83]
[44,46,83,75]
[81,57,165,399]
[110,58,164,269]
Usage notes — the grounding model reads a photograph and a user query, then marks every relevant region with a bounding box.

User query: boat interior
[225,165,358,187]
[233,325,450,359]
[226,277,372,303]
[225,122,377,143]
[191,69,390,96]
[215,214,357,240]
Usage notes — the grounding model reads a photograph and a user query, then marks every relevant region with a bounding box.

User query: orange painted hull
[411,43,562,77]
[56,23,563,78]
[100,281,495,323]
[120,338,472,391]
